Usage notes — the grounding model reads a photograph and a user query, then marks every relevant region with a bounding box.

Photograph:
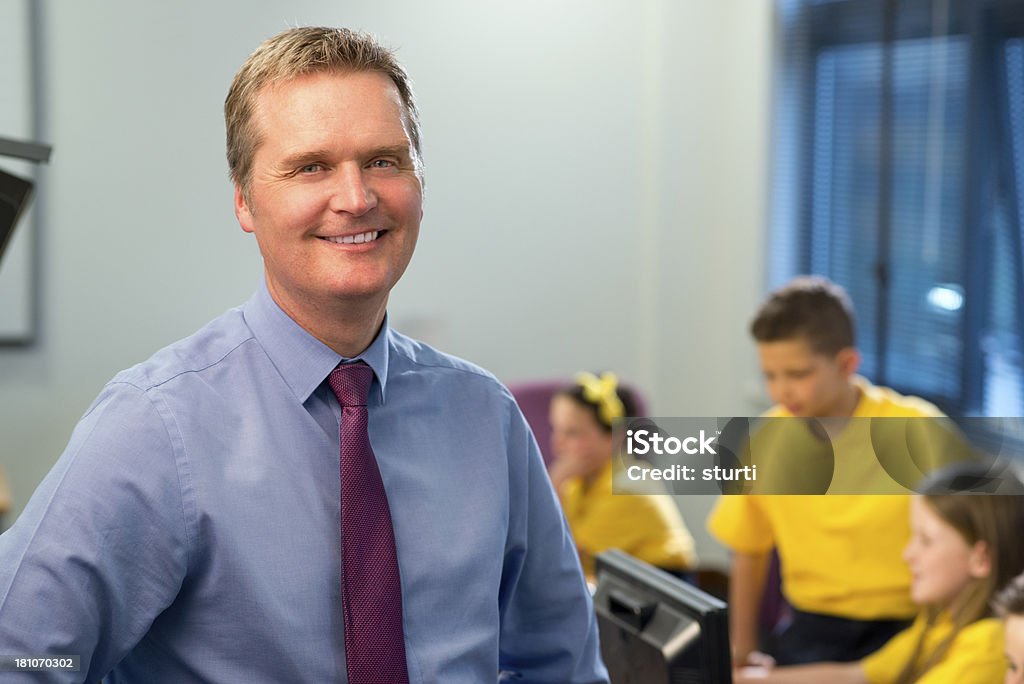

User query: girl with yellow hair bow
[547,372,697,582]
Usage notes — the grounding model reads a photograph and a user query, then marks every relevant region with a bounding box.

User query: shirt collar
[242,279,391,404]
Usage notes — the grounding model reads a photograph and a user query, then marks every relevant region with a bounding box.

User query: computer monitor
[0,136,51,267]
[0,168,33,266]
[594,549,731,684]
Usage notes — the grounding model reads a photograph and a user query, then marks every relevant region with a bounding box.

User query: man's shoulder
[110,305,255,393]
[386,328,507,392]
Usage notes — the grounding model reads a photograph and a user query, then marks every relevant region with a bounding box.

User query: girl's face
[903,498,991,609]
[1006,615,1024,684]
[549,395,613,479]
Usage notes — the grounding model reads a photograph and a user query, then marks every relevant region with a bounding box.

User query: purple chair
[506,379,565,467]
[760,551,791,636]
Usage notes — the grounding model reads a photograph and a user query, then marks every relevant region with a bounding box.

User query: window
[771,0,1024,416]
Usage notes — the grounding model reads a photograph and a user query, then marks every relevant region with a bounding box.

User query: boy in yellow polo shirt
[708,276,943,667]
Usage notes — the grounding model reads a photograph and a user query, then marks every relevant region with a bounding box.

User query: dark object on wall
[0,136,51,267]
[0,169,33,266]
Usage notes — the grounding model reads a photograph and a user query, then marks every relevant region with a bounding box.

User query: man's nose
[329,165,377,216]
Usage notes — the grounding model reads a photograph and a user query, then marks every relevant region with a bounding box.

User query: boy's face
[757,337,859,417]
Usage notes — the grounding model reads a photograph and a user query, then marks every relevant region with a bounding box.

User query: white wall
[0,0,772,567]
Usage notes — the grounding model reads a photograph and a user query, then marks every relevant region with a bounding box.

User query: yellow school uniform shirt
[560,458,697,579]
[707,378,942,619]
[861,613,1005,683]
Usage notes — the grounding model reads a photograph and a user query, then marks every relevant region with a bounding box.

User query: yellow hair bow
[574,371,626,426]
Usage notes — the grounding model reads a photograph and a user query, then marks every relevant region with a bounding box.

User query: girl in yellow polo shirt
[547,372,696,581]
[735,472,1024,683]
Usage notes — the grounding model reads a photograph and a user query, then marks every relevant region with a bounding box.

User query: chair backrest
[506,378,648,468]
[506,379,564,467]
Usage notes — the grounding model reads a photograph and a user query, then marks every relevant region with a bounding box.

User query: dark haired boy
[708,276,943,667]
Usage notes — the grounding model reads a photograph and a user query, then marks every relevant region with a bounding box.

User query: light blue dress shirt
[0,283,608,683]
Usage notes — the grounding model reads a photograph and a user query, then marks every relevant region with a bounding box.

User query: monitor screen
[594,550,731,684]
[0,168,33,267]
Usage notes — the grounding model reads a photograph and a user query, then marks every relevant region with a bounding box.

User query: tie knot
[328,362,373,408]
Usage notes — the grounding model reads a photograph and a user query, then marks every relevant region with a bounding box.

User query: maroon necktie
[328,362,410,684]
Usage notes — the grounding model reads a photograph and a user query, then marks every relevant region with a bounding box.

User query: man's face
[756,337,858,418]
[235,70,423,314]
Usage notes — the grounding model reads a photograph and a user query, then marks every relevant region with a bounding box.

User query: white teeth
[323,231,380,245]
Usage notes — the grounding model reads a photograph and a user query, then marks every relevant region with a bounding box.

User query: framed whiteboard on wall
[0,0,38,345]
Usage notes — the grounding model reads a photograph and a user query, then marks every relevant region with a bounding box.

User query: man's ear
[234,184,255,234]
[836,347,861,378]
[968,540,992,579]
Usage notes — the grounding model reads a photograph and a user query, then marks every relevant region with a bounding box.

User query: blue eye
[296,162,327,175]
[369,159,396,169]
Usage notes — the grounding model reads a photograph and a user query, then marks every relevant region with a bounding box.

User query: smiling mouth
[318,230,385,245]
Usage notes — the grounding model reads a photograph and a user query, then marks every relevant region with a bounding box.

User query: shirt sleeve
[706,494,775,554]
[570,492,695,572]
[496,400,609,684]
[0,382,190,683]
[861,618,919,683]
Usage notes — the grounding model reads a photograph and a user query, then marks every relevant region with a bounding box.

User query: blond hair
[224,26,422,200]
